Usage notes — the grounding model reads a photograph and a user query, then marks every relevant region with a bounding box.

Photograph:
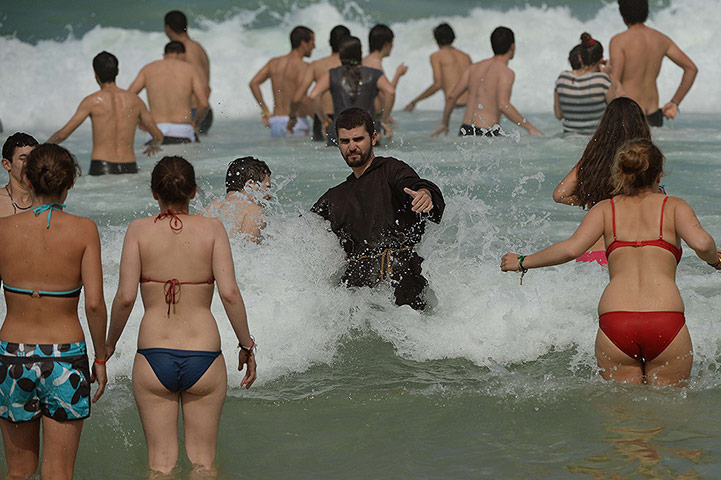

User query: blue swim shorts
[0,341,91,423]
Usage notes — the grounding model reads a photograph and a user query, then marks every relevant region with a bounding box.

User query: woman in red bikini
[553,97,651,267]
[502,139,721,386]
[106,156,256,475]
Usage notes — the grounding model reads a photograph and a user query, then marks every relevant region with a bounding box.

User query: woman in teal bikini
[106,156,256,475]
[504,139,721,386]
[0,143,107,478]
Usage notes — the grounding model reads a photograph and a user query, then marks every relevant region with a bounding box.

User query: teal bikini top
[2,203,82,298]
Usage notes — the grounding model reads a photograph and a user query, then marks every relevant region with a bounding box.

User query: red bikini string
[155,209,185,233]
[163,279,181,316]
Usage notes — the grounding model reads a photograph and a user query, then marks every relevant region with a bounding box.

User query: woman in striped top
[554,33,615,135]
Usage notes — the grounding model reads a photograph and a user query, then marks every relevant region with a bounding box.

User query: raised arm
[661,40,698,119]
[107,221,142,358]
[210,219,256,388]
[497,69,542,135]
[673,198,718,265]
[249,61,272,126]
[430,66,469,137]
[128,68,146,95]
[80,219,108,403]
[553,165,579,205]
[47,97,92,144]
[501,201,606,272]
[405,55,441,111]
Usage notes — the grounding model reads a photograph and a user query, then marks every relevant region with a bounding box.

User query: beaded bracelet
[518,255,528,285]
[708,256,721,270]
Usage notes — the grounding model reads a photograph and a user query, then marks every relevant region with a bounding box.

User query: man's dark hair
[618,0,648,25]
[491,26,514,55]
[290,26,313,49]
[335,107,375,136]
[2,132,39,163]
[433,23,455,46]
[369,24,394,53]
[226,157,271,193]
[165,11,187,33]
[164,41,186,55]
[329,25,351,53]
[93,51,119,83]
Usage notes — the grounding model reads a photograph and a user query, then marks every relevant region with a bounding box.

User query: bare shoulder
[68,215,100,239]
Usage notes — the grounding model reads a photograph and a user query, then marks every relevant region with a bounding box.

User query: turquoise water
[2,1,721,478]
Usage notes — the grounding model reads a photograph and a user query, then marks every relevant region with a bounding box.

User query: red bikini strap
[163,279,181,316]
[155,209,184,233]
[659,196,669,239]
[610,197,617,240]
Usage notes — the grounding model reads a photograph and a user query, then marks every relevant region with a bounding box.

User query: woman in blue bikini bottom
[106,156,256,476]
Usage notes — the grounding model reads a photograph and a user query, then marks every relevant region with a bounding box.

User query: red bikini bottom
[599,311,685,362]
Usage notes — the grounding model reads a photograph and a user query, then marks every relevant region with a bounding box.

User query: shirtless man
[363,24,407,123]
[404,23,472,112]
[164,10,213,135]
[0,133,37,217]
[249,26,315,138]
[129,42,209,144]
[206,157,271,244]
[290,25,350,141]
[431,27,542,137]
[48,51,163,175]
[609,0,697,127]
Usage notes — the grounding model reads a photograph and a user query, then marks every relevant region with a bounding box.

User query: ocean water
[2,1,721,479]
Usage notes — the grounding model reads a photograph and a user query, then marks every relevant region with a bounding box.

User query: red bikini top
[141,209,214,315]
[606,196,682,264]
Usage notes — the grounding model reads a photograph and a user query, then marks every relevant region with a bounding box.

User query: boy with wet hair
[0,132,38,217]
[206,157,272,243]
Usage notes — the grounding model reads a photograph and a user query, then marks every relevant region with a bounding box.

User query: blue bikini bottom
[137,348,221,393]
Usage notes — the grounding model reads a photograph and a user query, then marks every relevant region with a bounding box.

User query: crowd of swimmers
[0,0,714,478]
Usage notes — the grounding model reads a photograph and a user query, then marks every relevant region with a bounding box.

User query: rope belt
[345,245,413,281]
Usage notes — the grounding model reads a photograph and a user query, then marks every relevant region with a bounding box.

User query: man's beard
[343,146,372,168]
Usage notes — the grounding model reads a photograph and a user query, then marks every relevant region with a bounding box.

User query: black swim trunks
[192,108,214,135]
[458,124,502,137]
[646,109,664,127]
[89,160,139,176]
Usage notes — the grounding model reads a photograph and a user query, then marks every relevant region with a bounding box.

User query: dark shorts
[646,109,664,127]
[0,341,91,423]
[192,107,214,135]
[89,160,139,176]
[458,124,502,137]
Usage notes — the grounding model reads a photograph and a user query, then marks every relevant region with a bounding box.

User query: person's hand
[403,101,416,112]
[261,112,271,128]
[239,351,257,389]
[404,187,433,213]
[662,102,678,119]
[395,63,408,78]
[104,343,116,361]
[500,253,522,272]
[90,362,107,403]
[143,143,162,156]
[286,116,298,134]
[599,58,611,75]
[528,126,544,136]
[430,124,449,137]
[382,122,393,141]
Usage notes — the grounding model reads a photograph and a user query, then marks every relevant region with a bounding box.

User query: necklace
[5,185,32,214]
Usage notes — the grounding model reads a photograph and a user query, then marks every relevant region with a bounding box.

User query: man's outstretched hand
[404,187,433,213]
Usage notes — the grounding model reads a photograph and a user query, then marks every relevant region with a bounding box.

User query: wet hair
[164,41,185,55]
[24,144,80,196]
[339,36,363,103]
[335,107,375,137]
[369,24,394,53]
[433,23,455,46]
[226,157,271,193]
[151,156,196,204]
[2,132,39,163]
[579,33,603,66]
[93,51,119,83]
[618,0,648,25]
[329,25,351,53]
[290,26,313,49]
[491,27,514,55]
[164,11,187,33]
[571,97,651,208]
[612,138,664,195]
[568,44,583,70]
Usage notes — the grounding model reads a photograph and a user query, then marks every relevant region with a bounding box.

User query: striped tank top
[555,71,611,135]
